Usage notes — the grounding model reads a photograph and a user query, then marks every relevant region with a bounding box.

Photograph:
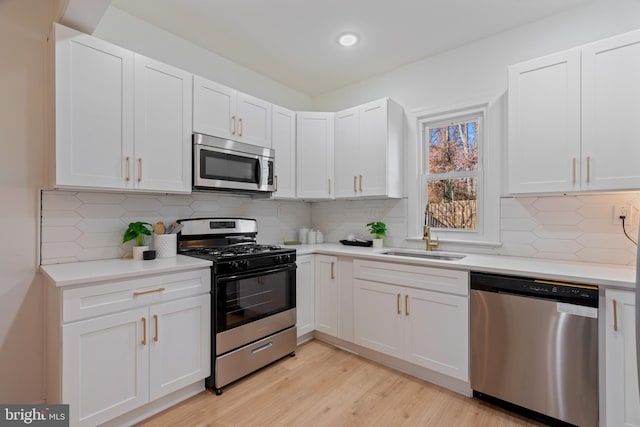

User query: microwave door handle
[256,159,262,187]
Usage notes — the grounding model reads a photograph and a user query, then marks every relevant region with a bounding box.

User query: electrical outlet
[613,205,632,224]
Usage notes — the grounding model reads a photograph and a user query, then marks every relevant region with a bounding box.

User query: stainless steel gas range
[177,218,297,395]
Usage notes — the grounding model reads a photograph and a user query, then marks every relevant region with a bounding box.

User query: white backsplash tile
[40,190,639,266]
[40,190,311,265]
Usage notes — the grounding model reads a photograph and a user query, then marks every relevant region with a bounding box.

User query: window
[406,101,500,247]
[424,117,480,231]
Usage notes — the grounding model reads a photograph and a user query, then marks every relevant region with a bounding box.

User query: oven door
[215,264,296,355]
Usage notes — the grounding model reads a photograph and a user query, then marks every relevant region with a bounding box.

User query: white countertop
[40,255,212,287]
[293,243,636,290]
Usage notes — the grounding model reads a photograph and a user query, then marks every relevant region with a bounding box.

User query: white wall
[0,0,66,403]
[93,6,313,111]
[313,0,640,111]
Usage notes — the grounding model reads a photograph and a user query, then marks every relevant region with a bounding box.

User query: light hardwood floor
[137,340,542,427]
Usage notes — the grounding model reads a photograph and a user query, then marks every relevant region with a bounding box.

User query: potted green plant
[123,221,153,260]
[366,221,387,248]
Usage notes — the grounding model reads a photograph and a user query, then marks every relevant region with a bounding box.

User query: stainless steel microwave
[193,133,275,194]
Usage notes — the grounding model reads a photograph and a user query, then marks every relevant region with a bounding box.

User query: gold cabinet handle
[133,287,165,296]
[353,176,357,193]
[586,156,591,184]
[405,295,409,316]
[359,175,363,192]
[138,158,142,182]
[330,261,335,280]
[231,115,236,135]
[153,314,159,342]
[397,293,401,315]
[572,158,576,185]
[613,299,618,332]
[141,317,147,346]
[126,157,131,182]
[328,178,332,195]
[239,117,243,136]
[275,175,278,192]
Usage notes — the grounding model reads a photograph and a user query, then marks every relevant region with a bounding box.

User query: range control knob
[237,260,249,270]
[274,255,283,264]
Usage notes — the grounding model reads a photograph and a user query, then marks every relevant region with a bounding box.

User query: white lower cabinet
[46,268,211,427]
[606,289,640,427]
[296,255,315,338]
[315,255,339,336]
[353,260,469,381]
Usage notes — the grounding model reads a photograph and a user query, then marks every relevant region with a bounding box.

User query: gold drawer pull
[330,262,335,280]
[396,293,401,315]
[572,158,576,185]
[133,287,165,296]
[613,299,618,332]
[405,295,409,316]
[138,158,142,182]
[126,157,131,182]
[586,156,591,184]
[354,176,357,193]
[239,117,243,136]
[231,115,236,135]
[359,175,363,192]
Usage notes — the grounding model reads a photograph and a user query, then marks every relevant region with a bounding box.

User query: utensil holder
[154,234,177,258]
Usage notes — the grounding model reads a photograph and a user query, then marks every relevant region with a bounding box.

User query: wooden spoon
[153,222,165,234]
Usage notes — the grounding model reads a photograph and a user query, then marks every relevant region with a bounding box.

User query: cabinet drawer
[62,268,211,323]
[353,259,468,296]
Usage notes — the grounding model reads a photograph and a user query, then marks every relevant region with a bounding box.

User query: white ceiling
[110,0,595,96]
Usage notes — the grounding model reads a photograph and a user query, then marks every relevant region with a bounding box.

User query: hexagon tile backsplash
[40,190,311,265]
[41,190,640,266]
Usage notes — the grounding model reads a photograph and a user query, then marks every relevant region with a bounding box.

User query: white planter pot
[132,245,149,260]
[372,238,384,249]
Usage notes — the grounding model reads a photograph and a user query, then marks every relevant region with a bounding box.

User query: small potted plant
[366,221,387,249]
[123,221,153,260]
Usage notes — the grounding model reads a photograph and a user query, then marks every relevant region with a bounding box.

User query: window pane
[426,177,477,229]
[427,120,479,174]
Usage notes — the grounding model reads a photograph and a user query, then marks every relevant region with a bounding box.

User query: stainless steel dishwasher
[470,272,598,427]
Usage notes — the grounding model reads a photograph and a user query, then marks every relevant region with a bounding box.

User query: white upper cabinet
[54,24,135,190]
[334,98,404,199]
[193,76,272,148]
[508,29,640,194]
[134,55,192,193]
[508,49,581,194]
[271,106,296,199]
[53,24,192,193]
[296,112,335,200]
[582,30,640,191]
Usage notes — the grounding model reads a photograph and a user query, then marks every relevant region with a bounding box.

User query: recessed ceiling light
[338,33,359,47]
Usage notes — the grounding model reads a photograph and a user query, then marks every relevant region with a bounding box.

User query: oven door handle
[218,264,296,283]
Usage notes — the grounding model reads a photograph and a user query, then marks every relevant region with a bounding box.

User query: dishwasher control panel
[470,272,598,307]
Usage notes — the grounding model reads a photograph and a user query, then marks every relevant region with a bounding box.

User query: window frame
[406,100,501,247]
[422,113,482,233]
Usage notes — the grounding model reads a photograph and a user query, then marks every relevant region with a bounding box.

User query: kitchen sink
[381,250,466,261]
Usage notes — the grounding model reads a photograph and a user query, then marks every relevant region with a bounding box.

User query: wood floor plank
[136,340,543,427]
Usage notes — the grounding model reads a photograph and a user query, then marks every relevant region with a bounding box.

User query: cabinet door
[134,55,192,193]
[63,308,149,427]
[606,289,640,427]
[193,76,236,139]
[271,106,296,199]
[296,112,335,199]
[405,288,468,381]
[315,255,338,336]
[148,295,211,400]
[582,30,640,191]
[236,92,272,148]
[359,99,389,197]
[507,49,581,194]
[296,255,315,337]
[55,24,134,189]
[334,107,360,198]
[353,279,404,359]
